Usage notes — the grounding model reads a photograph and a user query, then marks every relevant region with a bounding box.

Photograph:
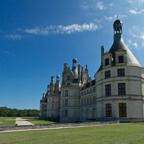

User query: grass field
[1,123,144,144]
[26,119,58,125]
[0,117,16,126]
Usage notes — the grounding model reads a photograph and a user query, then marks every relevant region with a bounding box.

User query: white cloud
[81,2,89,10]
[128,39,132,45]
[129,9,144,14]
[129,26,144,40]
[94,18,102,23]
[104,16,114,21]
[127,39,139,49]
[132,43,138,48]
[128,0,144,5]
[4,34,24,40]
[80,1,106,10]
[96,2,105,10]
[24,23,102,35]
[129,26,144,48]
[104,15,127,21]
[2,51,16,56]
[109,3,113,6]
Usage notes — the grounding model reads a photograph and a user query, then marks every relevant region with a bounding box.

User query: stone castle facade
[40,19,144,123]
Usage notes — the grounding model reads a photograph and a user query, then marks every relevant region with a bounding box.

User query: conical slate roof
[97,20,142,72]
[109,34,142,67]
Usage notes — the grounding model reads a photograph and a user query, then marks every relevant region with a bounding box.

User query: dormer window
[119,56,123,63]
[105,58,109,66]
[67,75,70,80]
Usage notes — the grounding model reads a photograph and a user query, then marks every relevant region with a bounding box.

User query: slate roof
[81,79,95,90]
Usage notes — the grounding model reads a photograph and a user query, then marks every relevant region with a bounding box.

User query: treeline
[0,107,39,117]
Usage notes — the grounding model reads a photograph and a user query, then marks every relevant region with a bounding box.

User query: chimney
[101,46,104,66]
[78,64,81,83]
[64,63,68,72]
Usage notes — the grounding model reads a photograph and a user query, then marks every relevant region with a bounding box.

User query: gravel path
[15,118,34,126]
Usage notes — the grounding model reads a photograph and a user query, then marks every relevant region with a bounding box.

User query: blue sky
[1,0,144,110]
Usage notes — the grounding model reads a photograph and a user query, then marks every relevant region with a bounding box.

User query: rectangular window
[119,56,124,63]
[65,90,68,96]
[65,110,68,117]
[63,91,64,97]
[93,96,95,104]
[65,100,68,106]
[87,90,89,94]
[119,103,127,117]
[118,83,125,95]
[105,70,111,78]
[67,83,70,86]
[117,69,125,77]
[93,87,95,92]
[87,98,89,105]
[105,58,109,66]
[105,84,111,96]
[82,99,83,106]
[106,104,112,117]
[90,97,92,104]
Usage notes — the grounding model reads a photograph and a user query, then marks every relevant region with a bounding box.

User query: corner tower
[94,19,144,121]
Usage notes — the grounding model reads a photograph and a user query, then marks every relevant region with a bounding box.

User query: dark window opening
[65,90,68,96]
[118,83,125,95]
[119,103,127,117]
[106,104,112,117]
[93,87,95,92]
[117,69,125,77]
[65,100,68,106]
[105,70,111,78]
[105,58,109,66]
[119,56,124,63]
[65,110,68,117]
[67,75,70,80]
[105,84,111,96]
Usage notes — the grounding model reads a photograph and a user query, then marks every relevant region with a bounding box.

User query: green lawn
[21,117,39,119]
[0,117,16,126]
[1,123,144,143]
[26,119,58,125]
[0,117,57,126]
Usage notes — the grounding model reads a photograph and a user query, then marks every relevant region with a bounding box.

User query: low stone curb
[0,121,119,131]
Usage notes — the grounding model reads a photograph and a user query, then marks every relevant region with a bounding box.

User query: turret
[55,75,61,93]
[113,19,123,41]
[50,76,55,93]
[72,58,78,79]
[47,85,49,95]
[85,64,88,73]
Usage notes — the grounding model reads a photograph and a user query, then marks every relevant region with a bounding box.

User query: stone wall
[0,121,119,131]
